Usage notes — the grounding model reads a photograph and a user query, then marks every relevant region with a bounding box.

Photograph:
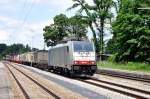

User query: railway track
[97,69,150,83]
[4,61,150,99]
[4,62,60,99]
[5,63,30,99]
[77,77,150,99]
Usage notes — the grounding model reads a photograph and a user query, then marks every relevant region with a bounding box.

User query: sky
[0,0,112,49]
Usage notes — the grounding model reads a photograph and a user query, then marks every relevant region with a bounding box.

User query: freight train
[5,41,97,77]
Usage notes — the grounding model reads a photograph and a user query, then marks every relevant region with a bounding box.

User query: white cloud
[15,21,51,49]
[35,0,73,7]
[0,30,10,41]
[0,0,24,12]
[0,0,112,49]
[86,0,94,5]
[0,15,52,49]
[0,0,73,49]
[0,16,21,29]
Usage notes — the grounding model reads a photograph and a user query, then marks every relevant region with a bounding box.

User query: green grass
[97,61,150,73]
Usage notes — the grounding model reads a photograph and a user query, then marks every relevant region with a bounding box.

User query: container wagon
[20,52,35,66]
[33,50,48,69]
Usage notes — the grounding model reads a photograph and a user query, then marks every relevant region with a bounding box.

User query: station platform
[0,62,13,99]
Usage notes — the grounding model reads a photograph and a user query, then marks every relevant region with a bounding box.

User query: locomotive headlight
[91,61,96,64]
[91,66,97,70]
[73,66,80,70]
[74,61,79,64]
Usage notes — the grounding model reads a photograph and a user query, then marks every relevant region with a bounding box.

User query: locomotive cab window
[73,42,94,52]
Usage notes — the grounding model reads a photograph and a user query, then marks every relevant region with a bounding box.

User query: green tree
[105,38,116,54]
[112,0,150,63]
[68,0,99,53]
[69,0,115,55]
[43,14,88,46]
[91,0,114,55]
[5,44,31,54]
[43,24,59,46]
[43,14,68,46]
[68,15,88,40]
[0,44,7,53]
[0,44,7,59]
[54,14,69,40]
[25,44,31,52]
[0,43,31,59]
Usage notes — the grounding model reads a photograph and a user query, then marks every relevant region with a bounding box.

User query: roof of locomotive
[48,41,93,50]
[35,50,48,52]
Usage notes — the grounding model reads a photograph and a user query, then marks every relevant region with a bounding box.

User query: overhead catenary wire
[13,0,36,34]
[6,0,35,45]
[5,0,36,45]
[21,0,36,28]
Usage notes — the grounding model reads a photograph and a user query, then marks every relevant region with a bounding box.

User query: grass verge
[97,61,150,73]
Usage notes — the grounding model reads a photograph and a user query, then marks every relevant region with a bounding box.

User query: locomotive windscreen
[73,42,94,52]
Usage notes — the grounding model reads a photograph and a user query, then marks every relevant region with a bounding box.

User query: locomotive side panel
[48,45,71,70]
[59,46,70,68]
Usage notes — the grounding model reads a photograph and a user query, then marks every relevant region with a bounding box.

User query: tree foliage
[0,44,7,53]
[0,44,31,59]
[105,38,117,54]
[68,15,88,40]
[69,0,115,54]
[112,0,150,63]
[43,14,68,46]
[43,14,88,46]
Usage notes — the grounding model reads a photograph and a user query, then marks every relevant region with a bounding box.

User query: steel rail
[5,63,30,99]
[6,62,61,99]
[77,77,150,99]
[98,72,150,83]
[90,77,150,95]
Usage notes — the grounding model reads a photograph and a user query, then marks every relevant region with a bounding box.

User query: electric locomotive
[48,41,97,76]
